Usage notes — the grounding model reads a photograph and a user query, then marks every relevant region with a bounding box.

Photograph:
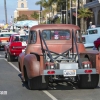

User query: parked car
[82,27,100,47]
[5,33,28,61]
[94,37,100,51]
[0,32,16,49]
[18,24,100,90]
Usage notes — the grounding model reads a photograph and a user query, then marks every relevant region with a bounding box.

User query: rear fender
[80,52,100,74]
[24,54,40,79]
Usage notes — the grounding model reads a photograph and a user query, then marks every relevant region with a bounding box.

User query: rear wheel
[78,58,99,89]
[78,74,99,89]
[24,67,28,83]
[28,76,49,90]
[18,62,21,72]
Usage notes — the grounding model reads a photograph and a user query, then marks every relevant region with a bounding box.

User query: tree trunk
[84,20,87,33]
[81,18,84,34]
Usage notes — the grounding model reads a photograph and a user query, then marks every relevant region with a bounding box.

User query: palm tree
[35,0,76,24]
[36,0,54,23]
[78,8,93,33]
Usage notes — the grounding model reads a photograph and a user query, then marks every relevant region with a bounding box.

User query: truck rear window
[42,30,70,40]
[13,35,28,42]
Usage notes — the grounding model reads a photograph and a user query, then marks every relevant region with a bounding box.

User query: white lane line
[4,59,20,73]
[4,58,58,100]
[43,91,58,100]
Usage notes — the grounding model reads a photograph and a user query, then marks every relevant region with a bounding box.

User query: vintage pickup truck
[18,24,100,90]
[5,33,28,61]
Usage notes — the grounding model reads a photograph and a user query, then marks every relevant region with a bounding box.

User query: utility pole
[76,0,78,25]
[70,0,72,24]
[40,4,42,24]
[66,0,68,24]
[4,0,7,24]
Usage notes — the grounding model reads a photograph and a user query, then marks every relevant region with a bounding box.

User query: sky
[0,0,40,24]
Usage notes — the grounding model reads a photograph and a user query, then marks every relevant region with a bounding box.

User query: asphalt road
[0,50,100,100]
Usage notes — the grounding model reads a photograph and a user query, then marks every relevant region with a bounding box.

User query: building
[14,0,39,21]
[84,0,100,26]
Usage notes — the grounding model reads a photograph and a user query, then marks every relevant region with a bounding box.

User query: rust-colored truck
[18,24,100,90]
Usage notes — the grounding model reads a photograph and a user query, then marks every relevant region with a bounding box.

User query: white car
[0,32,17,49]
[82,27,100,48]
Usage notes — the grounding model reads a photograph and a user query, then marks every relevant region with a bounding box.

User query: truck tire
[28,76,49,90]
[78,74,99,89]
[78,58,99,89]
[18,62,21,72]
[7,53,13,62]
[24,67,28,83]
[5,53,7,58]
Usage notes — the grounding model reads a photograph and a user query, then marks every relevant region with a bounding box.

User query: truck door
[87,29,99,43]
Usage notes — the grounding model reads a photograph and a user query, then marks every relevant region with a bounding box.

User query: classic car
[18,24,100,90]
[82,27,100,47]
[0,32,16,49]
[5,33,28,61]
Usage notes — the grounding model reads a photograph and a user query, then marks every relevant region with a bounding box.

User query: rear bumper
[42,68,97,76]
[0,43,7,48]
[83,43,94,48]
[10,52,21,56]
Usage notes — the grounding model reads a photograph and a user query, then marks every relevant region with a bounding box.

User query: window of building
[89,29,98,34]
[21,3,24,8]
[42,30,70,40]
[29,31,37,44]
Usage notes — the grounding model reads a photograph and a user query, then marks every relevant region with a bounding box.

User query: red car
[5,33,28,61]
[94,38,100,51]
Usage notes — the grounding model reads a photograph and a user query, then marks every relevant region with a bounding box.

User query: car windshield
[0,34,11,37]
[42,30,70,40]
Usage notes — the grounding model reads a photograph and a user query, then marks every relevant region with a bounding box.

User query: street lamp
[4,0,8,24]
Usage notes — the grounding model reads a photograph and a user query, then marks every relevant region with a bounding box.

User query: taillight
[84,70,92,73]
[82,37,85,43]
[47,71,55,74]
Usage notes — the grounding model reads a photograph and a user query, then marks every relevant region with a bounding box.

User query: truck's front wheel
[7,53,14,62]
[28,76,49,90]
[78,74,99,89]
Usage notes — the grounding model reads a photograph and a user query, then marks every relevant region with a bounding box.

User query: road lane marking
[4,59,20,73]
[4,58,58,100]
[43,91,58,100]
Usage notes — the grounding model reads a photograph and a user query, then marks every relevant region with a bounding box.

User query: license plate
[63,70,76,76]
